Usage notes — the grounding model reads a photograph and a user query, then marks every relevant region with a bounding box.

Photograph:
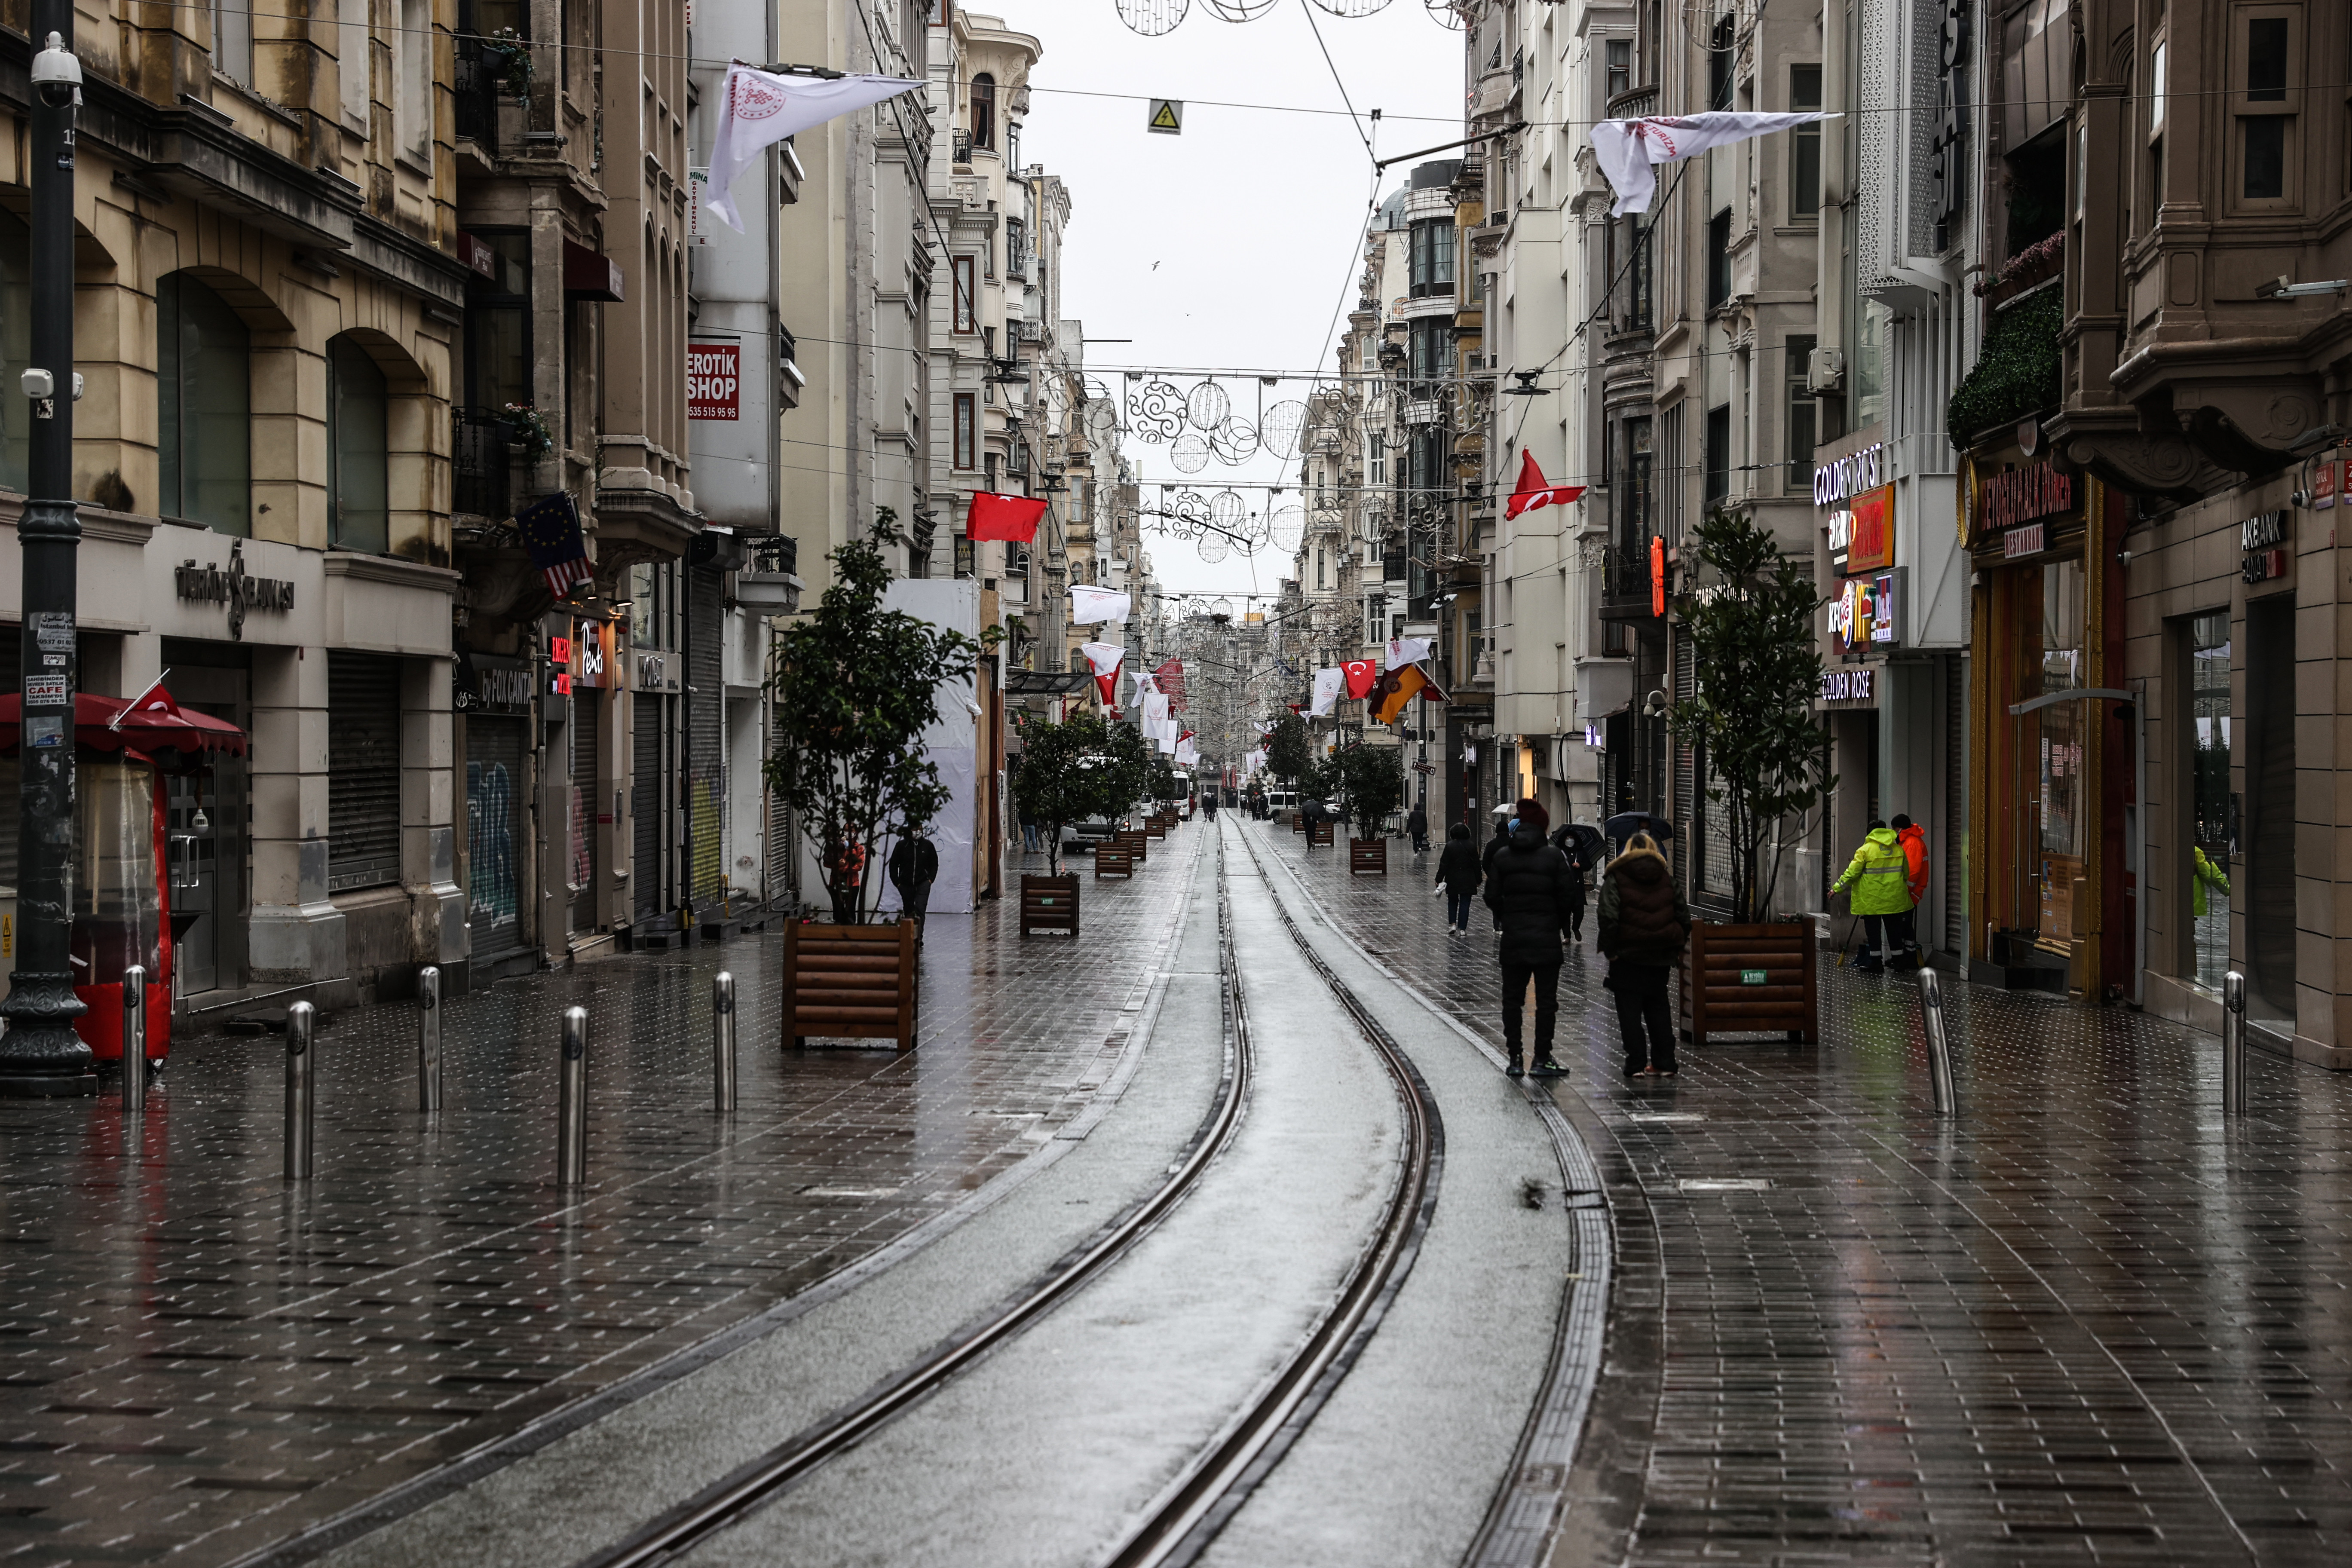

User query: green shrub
[1947,286,2063,450]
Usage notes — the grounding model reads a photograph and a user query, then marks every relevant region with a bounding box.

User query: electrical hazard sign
[1148,99,1183,135]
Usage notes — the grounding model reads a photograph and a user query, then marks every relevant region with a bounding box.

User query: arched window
[157,273,251,533]
[328,335,390,554]
[971,73,995,150]
[0,210,29,494]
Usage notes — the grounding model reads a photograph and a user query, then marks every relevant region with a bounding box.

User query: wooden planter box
[1349,837,1387,875]
[1145,818,1167,839]
[1308,819,1335,846]
[1292,814,1307,835]
[1113,829,1148,863]
[1679,921,1818,1044]
[1020,873,1081,936]
[784,920,919,1051]
[1095,844,1135,878]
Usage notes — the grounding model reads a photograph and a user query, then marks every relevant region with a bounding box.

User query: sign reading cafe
[175,540,294,641]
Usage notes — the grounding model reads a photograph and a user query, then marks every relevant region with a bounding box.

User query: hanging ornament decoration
[1115,0,1191,37]
[1197,529,1230,565]
[1424,0,1467,29]
[1209,490,1247,532]
[1269,505,1305,554]
[1260,400,1308,460]
[1200,0,1279,19]
[1186,380,1231,431]
[1173,490,1211,529]
[1170,431,1211,473]
[1127,379,1186,443]
[1209,416,1259,465]
[1307,0,1394,16]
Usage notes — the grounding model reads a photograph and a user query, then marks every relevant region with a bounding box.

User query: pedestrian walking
[1831,818,1912,973]
[1597,832,1691,1077]
[1892,813,1929,969]
[1550,823,1590,944]
[1482,807,1513,881]
[1482,798,1577,1079]
[1433,822,1483,936]
[1203,792,1219,821]
[1407,800,1429,853]
[887,824,939,932]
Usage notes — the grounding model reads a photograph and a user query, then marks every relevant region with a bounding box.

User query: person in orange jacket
[1890,813,1929,968]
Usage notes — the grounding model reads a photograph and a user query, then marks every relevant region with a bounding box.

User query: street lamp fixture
[1502,371,1550,396]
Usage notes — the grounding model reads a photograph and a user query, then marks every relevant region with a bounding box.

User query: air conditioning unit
[1807,347,1846,395]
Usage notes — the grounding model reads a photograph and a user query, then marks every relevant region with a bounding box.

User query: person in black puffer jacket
[1481,797,1577,1079]
[1597,832,1692,1076]
[1548,824,1591,944]
[1433,821,1483,934]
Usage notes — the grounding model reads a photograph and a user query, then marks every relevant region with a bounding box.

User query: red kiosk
[0,688,248,1063]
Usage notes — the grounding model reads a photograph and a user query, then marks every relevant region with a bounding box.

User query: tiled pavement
[1249,821,2352,1566]
[0,833,1200,1567]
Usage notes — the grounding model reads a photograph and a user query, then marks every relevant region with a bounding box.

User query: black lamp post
[0,11,92,1096]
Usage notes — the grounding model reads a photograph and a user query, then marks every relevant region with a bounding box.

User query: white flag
[1591,112,1832,216]
[1080,641,1124,677]
[705,65,922,232]
[1310,668,1345,718]
[1144,692,1171,727]
[1386,637,1432,670]
[1071,585,1132,625]
[1176,741,1199,769]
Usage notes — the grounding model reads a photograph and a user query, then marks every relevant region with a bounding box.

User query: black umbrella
[1556,823,1608,869]
[1603,812,1675,844]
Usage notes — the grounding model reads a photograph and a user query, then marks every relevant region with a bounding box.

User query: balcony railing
[1596,540,1659,618]
[953,129,974,165]
[453,407,512,521]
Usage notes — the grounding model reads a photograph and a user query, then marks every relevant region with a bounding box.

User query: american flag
[1154,657,1186,710]
[517,492,596,598]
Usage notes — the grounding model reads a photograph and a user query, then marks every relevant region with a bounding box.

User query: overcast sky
[1014,0,1466,605]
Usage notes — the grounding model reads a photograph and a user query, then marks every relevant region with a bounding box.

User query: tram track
[570,823,1444,1568]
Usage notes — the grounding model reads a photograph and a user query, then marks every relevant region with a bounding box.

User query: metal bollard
[417,965,443,1113]
[1916,967,1957,1118]
[2223,970,2248,1117]
[284,1002,316,1181]
[713,972,737,1114]
[557,1006,588,1187]
[120,965,147,1114]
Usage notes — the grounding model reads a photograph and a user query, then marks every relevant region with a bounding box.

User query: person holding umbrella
[1549,821,1597,945]
[1483,798,1578,1078]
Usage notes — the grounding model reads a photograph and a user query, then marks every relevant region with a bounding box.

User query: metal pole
[120,964,145,1113]
[1917,967,1957,1118]
[416,965,442,1113]
[2223,970,2247,1117]
[557,1005,588,1187]
[712,971,736,1114]
[284,1001,315,1181]
[0,14,90,1096]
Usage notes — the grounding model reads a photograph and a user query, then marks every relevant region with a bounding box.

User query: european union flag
[517,492,593,597]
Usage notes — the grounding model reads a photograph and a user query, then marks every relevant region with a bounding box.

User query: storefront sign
[687,342,741,421]
[1927,0,1969,232]
[175,541,295,641]
[570,621,617,689]
[1828,570,1902,656]
[1818,666,1874,704]
[2001,521,2046,559]
[458,658,534,717]
[637,651,680,692]
[1980,460,2073,531]
[1846,484,1894,573]
[1813,443,1885,507]
[2314,459,2337,511]
[2242,509,2291,583]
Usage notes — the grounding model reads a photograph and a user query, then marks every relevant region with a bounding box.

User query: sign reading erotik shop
[687,342,741,421]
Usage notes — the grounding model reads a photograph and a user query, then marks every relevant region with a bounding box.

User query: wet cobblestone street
[1249,822,2352,1566]
[0,835,1198,1567]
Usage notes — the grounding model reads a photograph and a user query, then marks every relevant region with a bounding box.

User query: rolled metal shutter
[1945,654,1966,954]
[570,693,600,933]
[327,652,403,891]
[634,693,665,920]
[689,564,724,905]
[464,716,527,956]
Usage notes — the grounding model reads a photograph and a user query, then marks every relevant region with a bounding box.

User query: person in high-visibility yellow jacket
[1832,820,1913,972]
[2192,845,2230,918]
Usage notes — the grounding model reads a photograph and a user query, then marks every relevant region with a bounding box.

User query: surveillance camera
[20,369,52,400]
[31,33,83,110]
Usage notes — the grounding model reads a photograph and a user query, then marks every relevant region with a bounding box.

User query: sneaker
[1533,1057,1568,1077]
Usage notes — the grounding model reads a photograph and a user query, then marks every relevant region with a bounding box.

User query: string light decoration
[1210,489,1248,531]
[1269,505,1305,554]
[1186,380,1231,430]
[1118,0,1394,37]
[1127,378,1187,442]
[1424,0,1467,29]
[1209,415,1260,463]
[1260,400,1308,460]
[1198,528,1231,564]
[1115,0,1191,37]
[1200,0,1280,20]
[1170,431,1212,473]
[1307,0,1393,16]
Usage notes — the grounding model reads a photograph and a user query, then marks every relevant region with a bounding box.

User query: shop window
[2186,612,2232,992]
[1790,65,1822,219]
[327,652,404,892]
[0,210,27,494]
[2245,598,2297,1022]
[328,336,391,554]
[157,272,252,535]
[1784,336,1817,490]
[463,229,532,410]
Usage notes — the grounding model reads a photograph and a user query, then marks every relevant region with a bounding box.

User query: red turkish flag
[1505,449,1586,520]
[1343,660,1378,699]
[966,491,1048,542]
[1094,673,1119,706]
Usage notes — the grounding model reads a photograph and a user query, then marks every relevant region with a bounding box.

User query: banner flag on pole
[1504,449,1587,520]
[1310,668,1345,717]
[965,490,1050,542]
[705,64,922,232]
[1343,660,1378,700]
[1590,111,1832,216]
[517,492,595,597]
[1071,585,1131,624]
[1081,641,1124,708]
[1154,658,1188,709]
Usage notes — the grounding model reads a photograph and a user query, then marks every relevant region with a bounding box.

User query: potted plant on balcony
[1668,507,1834,1046]
[769,509,980,1049]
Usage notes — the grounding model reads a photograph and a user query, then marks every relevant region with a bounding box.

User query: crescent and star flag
[1505,449,1587,520]
[516,492,594,597]
[705,65,923,232]
[1154,658,1187,709]
[1386,637,1432,670]
[1343,660,1378,700]
[1070,585,1131,624]
[1081,641,1124,707]
[1370,662,1450,727]
[1310,668,1346,718]
[965,490,1050,542]
[1590,111,1833,216]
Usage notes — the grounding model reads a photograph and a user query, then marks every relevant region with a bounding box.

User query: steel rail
[1098,828,1444,1568]
[573,844,1256,1568]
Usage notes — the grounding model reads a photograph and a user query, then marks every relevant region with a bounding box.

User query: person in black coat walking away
[1549,824,1590,944]
[888,823,940,933]
[1406,800,1429,853]
[1433,822,1482,935]
[1597,832,1692,1076]
[1482,798,1577,1079]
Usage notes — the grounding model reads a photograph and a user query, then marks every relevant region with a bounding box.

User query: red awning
[0,689,249,762]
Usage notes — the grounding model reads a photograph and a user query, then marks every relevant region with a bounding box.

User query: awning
[0,690,249,765]
[1004,669,1093,695]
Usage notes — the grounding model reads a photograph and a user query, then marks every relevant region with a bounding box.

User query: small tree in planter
[767,510,981,924]
[1334,744,1404,839]
[1669,508,1835,923]
[1013,713,1110,876]
[1266,713,1312,793]
[1093,719,1155,827]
